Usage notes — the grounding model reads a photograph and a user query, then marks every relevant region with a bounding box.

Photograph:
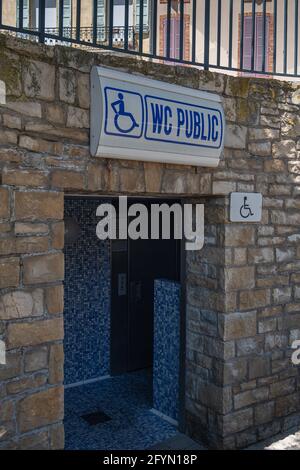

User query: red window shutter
[242,15,270,72]
[242,16,253,69]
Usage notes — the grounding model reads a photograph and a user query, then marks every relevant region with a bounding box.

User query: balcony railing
[0,0,299,79]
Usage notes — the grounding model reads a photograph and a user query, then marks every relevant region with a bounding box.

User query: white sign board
[230,192,262,222]
[90,66,225,167]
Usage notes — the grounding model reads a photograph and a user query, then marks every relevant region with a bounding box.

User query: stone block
[223,358,248,385]
[51,170,85,190]
[221,311,257,340]
[249,128,280,141]
[222,408,253,435]
[66,106,89,128]
[77,73,90,109]
[234,387,269,410]
[249,356,271,379]
[0,188,10,219]
[24,346,48,372]
[19,135,64,155]
[2,170,48,188]
[6,374,47,395]
[212,181,236,195]
[0,258,20,288]
[3,114,22,130]
[51,221,64,250]
[236,336,264,356]
[0,352,21,381]
[15,223,49,235]
[254,402,275,425]
[7,317,63,348]
[224,124,247,149]
[240,289,271,310]
[19,430,49,450]
[23,253,64,285]
[275,393,300,417]
[248,142,271,157]
[270,378,296,399]
[45,103,65,125]
[265,332,288,351]
[45,285,64,315]
[4,101,42,118]
[59,67,76,104]
[17,386,64,433]
[0,401,14,423]
[144,162,163,193]
[15,236,49,254]
[248,247,274,264]
[23,60,55,101]
[273,140,297,159]
[273,287,292,304]
[225,225,255,247]
[224,266,255,291]
[49,344,64,384]
[0,289,44,320]
[15,191,63,221]
[258,318,277,333]
[50,423,64,449]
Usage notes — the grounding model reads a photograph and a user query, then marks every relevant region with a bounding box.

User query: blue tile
[64,371,177,450]
[153,279,181,421]
[64,198,111,385]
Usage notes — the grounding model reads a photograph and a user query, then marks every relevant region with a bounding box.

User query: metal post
[204,0,210,70]
[39,0,45,43]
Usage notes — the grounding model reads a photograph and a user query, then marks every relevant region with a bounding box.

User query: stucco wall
[0,33,300,449]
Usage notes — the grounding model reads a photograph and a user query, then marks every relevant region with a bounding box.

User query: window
[63,0,72,29]
[135,0,149,29]
[97,0,106,41]
[242,14,271,72]
[16,0,29,28]
[160,14,190,61]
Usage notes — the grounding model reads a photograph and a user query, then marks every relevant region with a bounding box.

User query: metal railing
[0,0,299,79]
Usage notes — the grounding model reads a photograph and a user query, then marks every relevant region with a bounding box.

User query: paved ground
[150,433,205,450]
[152,428,300,451]
[64,370,178,450]
[65,370,300,451]
[247,427,300,450]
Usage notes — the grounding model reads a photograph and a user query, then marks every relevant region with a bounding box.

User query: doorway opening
[63,196,186,450]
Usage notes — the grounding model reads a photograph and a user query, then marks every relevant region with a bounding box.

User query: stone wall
[0,33,300,449]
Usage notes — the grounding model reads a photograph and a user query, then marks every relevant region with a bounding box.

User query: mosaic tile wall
[153,279,181,421]
[64,198,111,385]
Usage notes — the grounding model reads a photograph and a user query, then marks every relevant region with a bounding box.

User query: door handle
[130,280,142,302]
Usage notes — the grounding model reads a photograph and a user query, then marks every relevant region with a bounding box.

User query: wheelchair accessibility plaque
[230,192,262,222]
[90,66,225,167]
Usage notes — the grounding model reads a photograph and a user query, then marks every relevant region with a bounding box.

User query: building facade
[1,1,299,77]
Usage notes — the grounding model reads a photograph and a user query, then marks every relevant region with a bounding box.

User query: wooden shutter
[135,0,149,29]
[63,0,72,28]
[242,14,270,72]
[16,0,30,28]
[242,16,252,69]
[97,0,106,41]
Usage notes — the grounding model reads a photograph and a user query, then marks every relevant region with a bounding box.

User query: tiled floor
[64,370,178,450]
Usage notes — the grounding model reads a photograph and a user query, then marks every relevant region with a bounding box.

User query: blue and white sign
[230,192,263,222]
[91,66,225,167]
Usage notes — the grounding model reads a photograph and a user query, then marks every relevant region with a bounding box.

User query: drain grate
[81,411,112,425]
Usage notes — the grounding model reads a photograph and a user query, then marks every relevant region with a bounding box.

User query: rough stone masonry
[0,33,299,450]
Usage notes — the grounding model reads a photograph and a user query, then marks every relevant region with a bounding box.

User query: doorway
[64,196,184,450]
[110,198,181,375]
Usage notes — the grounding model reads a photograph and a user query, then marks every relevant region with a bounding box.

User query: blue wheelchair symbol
[111,93,139,134]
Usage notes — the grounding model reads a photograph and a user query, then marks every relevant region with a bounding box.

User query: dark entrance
[110,199,181,375]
